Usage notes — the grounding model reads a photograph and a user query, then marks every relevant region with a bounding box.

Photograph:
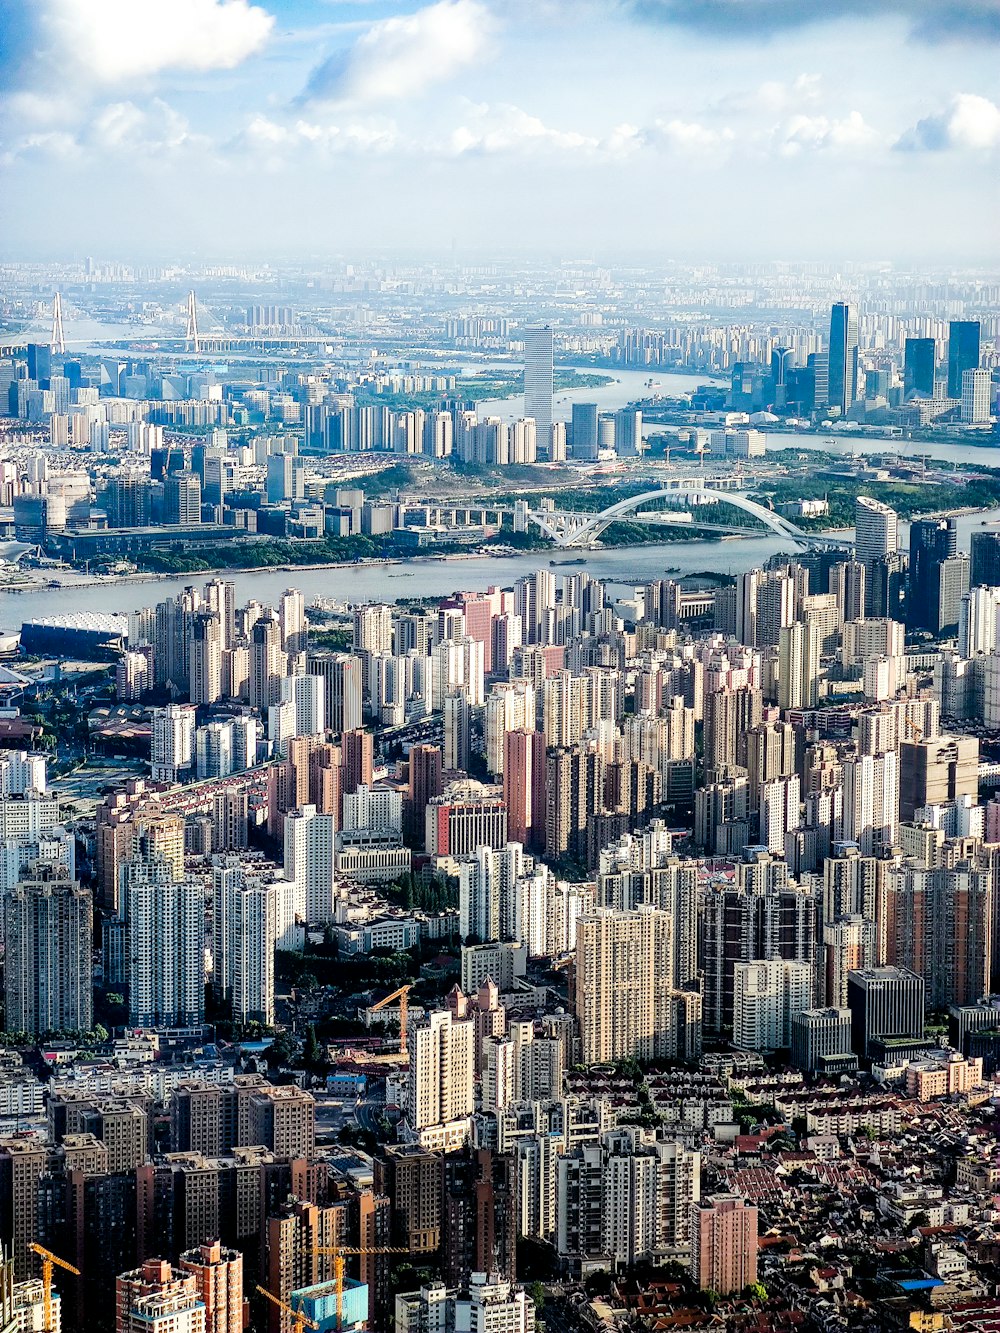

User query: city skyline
[1,0,999,260]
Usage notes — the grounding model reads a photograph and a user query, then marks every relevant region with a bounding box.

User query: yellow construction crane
[28,1242,80,1333]
[905,716,924,743]
[255,1283,319,1333]
[369,983,413,1057]
[314,1245,409,1330]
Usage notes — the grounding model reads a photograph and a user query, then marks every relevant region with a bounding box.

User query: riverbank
[5,506,1000,634]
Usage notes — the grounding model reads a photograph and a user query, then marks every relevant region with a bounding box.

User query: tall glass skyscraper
[828,301,859,414]
[907,517,957,631]
[903,337,935,398]
[947,320,980,398]
[523,325,553,460]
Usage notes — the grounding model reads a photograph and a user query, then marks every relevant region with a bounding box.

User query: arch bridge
[524,485,848,550]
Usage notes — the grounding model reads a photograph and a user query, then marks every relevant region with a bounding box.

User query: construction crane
[28,1242,80,1333]
[904,716,924,743]
[313,1245,409,1330]
[255,1283,319,1333]
[369,983,413,1057]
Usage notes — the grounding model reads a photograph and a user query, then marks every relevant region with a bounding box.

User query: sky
[1,0,999,263]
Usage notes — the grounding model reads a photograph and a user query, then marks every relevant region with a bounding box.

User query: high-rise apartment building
[407,1008,476,1147]
[178,1242,244,1333]
[691,1194,758,1294]
[503,729,546,850]
[458,842,526,943]
[829,560,866,623]
[841,750,898,856]
[115,1260,205,1333]
[250,614,286,711]
[121,857,203,1028]
[283,802,337,923]
[4,863,92,1036]
[884,861,991,1008]
[899,733,978,822]
[151,704,196,783]
[189,611,223,705]
[777,620,820,709]
[732,958,812,1051]
[574,907,675,1064]
[212,861,280,1024]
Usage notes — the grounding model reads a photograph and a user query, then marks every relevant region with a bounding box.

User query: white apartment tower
[407,1008,476,1140]
[122,858,203,1028]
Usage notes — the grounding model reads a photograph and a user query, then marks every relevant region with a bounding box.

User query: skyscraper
[523,326,553,461]
[805,351,829,412]
[962,367,992,424]
[828,301,859,414]
[947,319,981,398]
[570,402,599,460]
[614,408,642,457]
[307,651,364,733]
[907,517,957,631]
[903,337,935,398]
[164,470,202,525]
[854,496,898,613]
[971,529,1000,588]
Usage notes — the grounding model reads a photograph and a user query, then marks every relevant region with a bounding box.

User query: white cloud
[774,109,880,154]
[42,0,274,86]
[713,73,822,116]
[641,117,735,156]
[450,103,599,155]
[238,113,399,156]
[302,0,492,105]
[897,92,1000,150]
[89,99,200,153]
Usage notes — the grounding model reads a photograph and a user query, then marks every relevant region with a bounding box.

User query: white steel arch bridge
[523,485,849,550]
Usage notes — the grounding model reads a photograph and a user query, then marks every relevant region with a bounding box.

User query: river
[475,367,714,423]
[5,507,1000,634]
